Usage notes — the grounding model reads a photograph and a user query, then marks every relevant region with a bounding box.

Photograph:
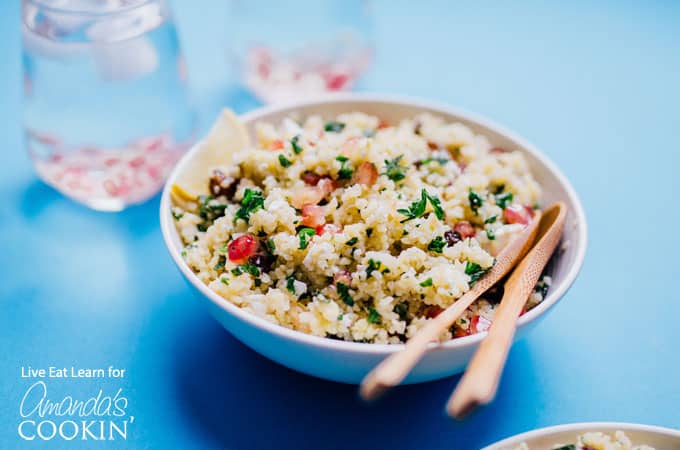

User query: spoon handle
[446,202,567,419]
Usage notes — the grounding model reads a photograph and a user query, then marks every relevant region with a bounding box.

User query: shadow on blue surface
[170,313,540,450]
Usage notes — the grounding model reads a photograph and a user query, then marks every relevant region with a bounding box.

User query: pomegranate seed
[315,223,342,235]
[424,305,444,319]
[454,327,471,338]
[470,315,492,334]
[228,234,259,264]
[300,204,327,228]
[352,161,378,186]
[326,73,348,90]
[454,221,476,239]
[504,204,533,225]
[427,141,439,150]
[301,171,322,186]
[268,139,284,150]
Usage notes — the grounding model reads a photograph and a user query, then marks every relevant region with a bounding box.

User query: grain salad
[171,111,550,344]
[513,430,655,450]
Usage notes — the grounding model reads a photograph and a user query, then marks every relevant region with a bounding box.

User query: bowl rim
[159,92,588,356]
[482,422,680,449]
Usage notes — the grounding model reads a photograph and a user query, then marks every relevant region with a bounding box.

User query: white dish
[484,422,680,449]
[160,93,588,384]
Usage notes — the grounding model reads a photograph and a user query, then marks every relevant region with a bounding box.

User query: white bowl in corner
[484,422,680,449]
[160,93,588,384]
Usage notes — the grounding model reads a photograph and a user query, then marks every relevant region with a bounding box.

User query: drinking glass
[22,0,196,211]
[227,0,374,104]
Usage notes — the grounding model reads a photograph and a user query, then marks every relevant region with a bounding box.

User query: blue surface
[2,1,679,449]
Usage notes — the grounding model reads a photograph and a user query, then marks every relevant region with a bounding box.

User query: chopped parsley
[394,303,409,321]
[367,307,381,324]
[383,155,407,182]
[419,157,449,166]
[286,275,296,294]
[236,188,265,222]
[484,215,497,224]
[265,238,276,254]
[398,189,445,223]
[552,446,575,450]
[324,121,346,133]
[468,189,484,214]
[172,210,184,220]
[213,255,226,271]
[335,156,353,179]
[278,154,292,168]
[298,227,316,249]
[291,135,303,154]
[336,282,354,306]
[345,237,358,246]
[198,195,227,221]
[465,261,487,286]
[428,236,446,253]
[366,259,382,278]
[220,277,229,286]
[231,263,261,277]
[495,191,513,209]
[486,229,496,240]
[420,278,433,287]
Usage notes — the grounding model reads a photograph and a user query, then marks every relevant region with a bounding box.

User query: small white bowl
[484,422,680,449]
[160,93,587,384]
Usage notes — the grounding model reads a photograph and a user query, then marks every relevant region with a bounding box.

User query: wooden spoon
[447,201,567,419]
[359,209,543,401]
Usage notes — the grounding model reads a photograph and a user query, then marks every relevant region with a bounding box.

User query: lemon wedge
[171,108,250,204]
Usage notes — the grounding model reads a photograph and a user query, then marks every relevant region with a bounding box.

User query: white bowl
[484,422,680,449]
[160,93,587,384]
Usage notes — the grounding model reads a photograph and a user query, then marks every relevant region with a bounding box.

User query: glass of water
[22,0,196,211]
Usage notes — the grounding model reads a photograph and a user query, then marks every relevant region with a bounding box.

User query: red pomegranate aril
[301,171,322,186]
[268,139,284,150]
[427,141,439,150]
[353,161,378,186]
[454,221,476,239]
[300,204,326,228]
[316,223,342,235]
[470,315,492,334]
[424,305,444,319]
[454,327,471,338]
[228,234,259,263]
[504,204,534,225]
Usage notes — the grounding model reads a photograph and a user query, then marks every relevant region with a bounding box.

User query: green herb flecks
[220,277,229,286]
[336,282,354,306]
[286,275,296,294]
[236,188,265,223]
[486,229,496,240]
[484,215,497,224]
[265,238,276,254]
[335,155,353,180]
[494,191,513,210]
[468,189,484,214]
[231,263,261,277]
[213,255,226,271]
[291,135,303,154]
[324,121,346,133]
[345,237,358,246]
[394,303,409,321]
[366,259,385,278]
[172,210,184,220]
[419,157,449,166]
[298,227,316,250]
[367,307,381,324]
[398,189,445,223]
[383,155,407,182]
[198,195,227,222]
[278,154,293,168]
[420,278,433,287]
[465,261,487,286]
[428,236,446,253]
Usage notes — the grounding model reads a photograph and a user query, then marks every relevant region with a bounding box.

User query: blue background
[2,1,679,449]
